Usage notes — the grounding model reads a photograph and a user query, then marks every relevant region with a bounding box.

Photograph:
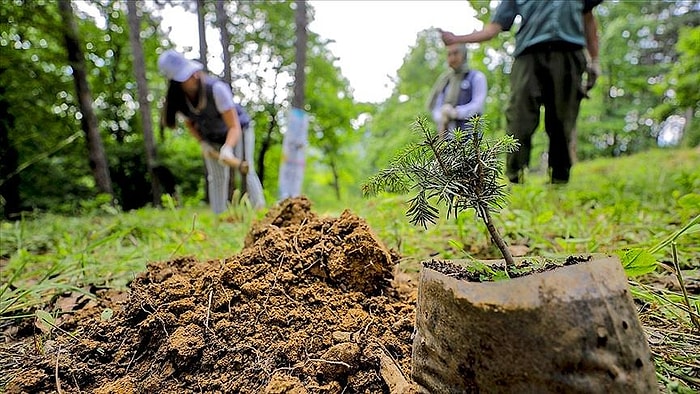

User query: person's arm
[583,10,601,92]
[221,109,241,148]
[211,80,241,160]
[454,72,488,119]
[441,23,502,46]
[431,93,445,124]
[583,11,599,61]
[186,118,218,156]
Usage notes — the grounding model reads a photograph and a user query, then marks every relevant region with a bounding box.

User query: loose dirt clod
[3,197,417,393]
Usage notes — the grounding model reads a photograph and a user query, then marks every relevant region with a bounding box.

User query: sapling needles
[362,116,519,271]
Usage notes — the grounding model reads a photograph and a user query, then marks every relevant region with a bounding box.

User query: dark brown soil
[2,197,418,393]
[424,254,592,281]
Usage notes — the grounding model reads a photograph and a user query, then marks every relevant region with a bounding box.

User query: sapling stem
[483,210,515,270]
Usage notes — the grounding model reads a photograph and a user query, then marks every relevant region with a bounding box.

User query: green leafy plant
[620,214,700,332]
[362,116,519,271]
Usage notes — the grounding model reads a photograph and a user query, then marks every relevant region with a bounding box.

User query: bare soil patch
[2,197,418,393]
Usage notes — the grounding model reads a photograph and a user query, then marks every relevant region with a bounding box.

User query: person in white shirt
[427,43,488,139]
[158,49,265,213]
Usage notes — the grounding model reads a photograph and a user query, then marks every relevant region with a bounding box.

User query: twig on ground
[55,344,63,394]
[169,214,197,259]
[292,218,307,254]
[205,289,213,329]
[672,242,700,332]
[306,357,351,368]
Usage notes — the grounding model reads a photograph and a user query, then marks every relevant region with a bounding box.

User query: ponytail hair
[162,80,184,129]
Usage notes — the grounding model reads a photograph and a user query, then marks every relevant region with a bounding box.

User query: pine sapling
[362,116,519,272]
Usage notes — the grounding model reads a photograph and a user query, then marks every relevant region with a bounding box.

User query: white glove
[218,144,235,163]
[440,104,458,120]
[199,140,216,157]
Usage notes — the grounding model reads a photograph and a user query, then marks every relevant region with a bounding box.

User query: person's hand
[441,104,458,120]
[585,57,601,92]
[199,140,216,157]
[218,144,235,164]
[441,30,457,45]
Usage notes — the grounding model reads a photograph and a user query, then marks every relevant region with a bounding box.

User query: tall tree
[216,0,232,86]
[278,0,309,198]
[57,0,113,197]
[196,0,208,69]
[0,71,20,219]
[215,0,241,198]
[293,0,307,109]
[127,0,162,205]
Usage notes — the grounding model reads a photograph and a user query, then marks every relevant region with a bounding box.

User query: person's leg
[506,54,543,183]
[203,155,230,214]
[543,49,586,183]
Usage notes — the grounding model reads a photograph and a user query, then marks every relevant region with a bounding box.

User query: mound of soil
[3,197,418,393]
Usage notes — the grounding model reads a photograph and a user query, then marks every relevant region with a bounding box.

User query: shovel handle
[207,151,249,175]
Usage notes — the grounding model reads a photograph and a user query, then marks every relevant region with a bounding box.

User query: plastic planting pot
[411,254,658,393]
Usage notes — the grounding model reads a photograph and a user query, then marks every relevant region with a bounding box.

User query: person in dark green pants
[441,0,603,184]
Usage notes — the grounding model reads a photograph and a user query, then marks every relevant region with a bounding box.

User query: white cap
[157,49,203,82]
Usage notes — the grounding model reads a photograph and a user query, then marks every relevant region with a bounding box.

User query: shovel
[206,150,249,175]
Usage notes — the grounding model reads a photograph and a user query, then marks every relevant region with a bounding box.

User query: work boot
[507,169,524,184]
[550,167,570,184]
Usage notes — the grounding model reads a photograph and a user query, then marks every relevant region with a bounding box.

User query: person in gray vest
[427,42,488,139]
[158,49,265,213]
[441,0,602,184]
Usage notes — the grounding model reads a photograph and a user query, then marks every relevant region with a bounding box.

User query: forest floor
[1,196,698,393]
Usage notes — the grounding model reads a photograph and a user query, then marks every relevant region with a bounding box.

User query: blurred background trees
[1,0,697,219]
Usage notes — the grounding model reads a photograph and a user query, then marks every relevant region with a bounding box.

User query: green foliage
[1,0,698,230]
[590,1,700,153]
[363,116,518,228]
[369,0,700,171]
[619,249,658,277]
[658,25,700,112]
[362,29,442,178]
[663,25,700,148]
[0,204,255,317]
[302,38,365,201]
[158,132,207,200]
[1,0,168,215]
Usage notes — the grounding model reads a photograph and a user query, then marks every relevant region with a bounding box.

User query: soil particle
[3,197,416,393]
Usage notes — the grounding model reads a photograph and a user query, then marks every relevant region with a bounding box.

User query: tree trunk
[0,71,21,219]
[195,0,212,204]
[292,0,307,109]
[258,103,278,185]
[197,0,208,70]
[126,0,162,206]
[215,1,232,86]
[57,0,113,197]
[215,0,242,199]
[277,0,309,200]
[328,154,341,200]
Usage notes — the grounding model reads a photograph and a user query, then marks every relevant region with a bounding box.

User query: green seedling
[362,116,519,272]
